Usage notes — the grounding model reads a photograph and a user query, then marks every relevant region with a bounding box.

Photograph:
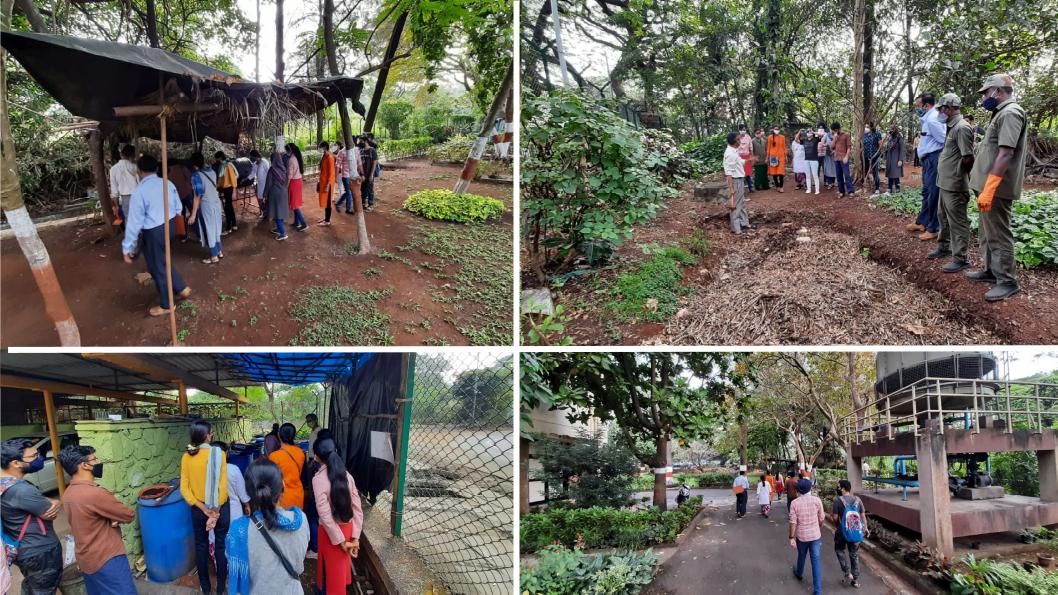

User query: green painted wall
[0,423,77,441]
[73,417,251,558]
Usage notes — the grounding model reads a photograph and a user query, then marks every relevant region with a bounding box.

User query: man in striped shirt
[789,478,825,595]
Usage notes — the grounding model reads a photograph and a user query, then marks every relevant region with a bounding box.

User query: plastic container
[58,565,88,595]
[297,440,310,452]
[228,451,253,473]
[138,480,195,583]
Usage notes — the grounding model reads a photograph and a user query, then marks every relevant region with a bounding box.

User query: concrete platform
[861,488,1058,538]
[851,428,1058,458]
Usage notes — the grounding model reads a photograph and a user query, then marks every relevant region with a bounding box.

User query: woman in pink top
[284,143,308,231]
[311,438,363,595]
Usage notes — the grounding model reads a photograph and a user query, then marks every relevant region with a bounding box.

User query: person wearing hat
[909,92,946,240]
[931,93,976,273]
[732,468,750,519]
[967,74,1029,301]
[788,478,825,595]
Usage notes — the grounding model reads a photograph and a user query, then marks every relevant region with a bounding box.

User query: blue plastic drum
[137,481,194,583]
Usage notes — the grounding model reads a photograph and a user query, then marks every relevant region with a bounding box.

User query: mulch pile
[664,224,999,345]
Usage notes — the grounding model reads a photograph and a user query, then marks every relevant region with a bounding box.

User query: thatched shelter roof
[1,31,365,144]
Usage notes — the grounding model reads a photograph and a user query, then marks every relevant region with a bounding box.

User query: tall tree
[363,10,408,132]
[145,0,160,48]
[275,0,285,81]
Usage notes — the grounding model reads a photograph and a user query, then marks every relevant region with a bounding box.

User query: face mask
[915,107,925,116]
[91,463,104,479]
[23,456,44,474]
[937,112,948,123]
[982,90,1000,112]
[864,127,871,133]
[772,129,779,135]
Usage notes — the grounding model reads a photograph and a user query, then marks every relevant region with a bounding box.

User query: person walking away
[765,471,777,504]
[833,479,869,588]
[757,474,772,518]
[284,143,308,231]
[863,122,883,194]
[819,124,837,188]
[361,137,379,210]
[268,423,306,510]
[263,424,281,456]
[316,141,337,225]
[776,472,786,501]
[226,459,308,595]
[213,151,239,234]
[264,150,291,241]
[1,440,62,595]
[791,131,807,190]
[333,141,352,213]
[312,439,363,595]
[211,441,250,521]
[121,154,191,316]
[188,152,224,264]
[109,144,139,226]
[180,421,231,595]
[732,468,750,519]
[737,128,755,193]
[932,93,976,274]
[57,445,137,595]
[884,127,905,194]
[723,132,752,234]
[767,126,787,192]
[751,128,770,192]
[344,140,364,214]
[250,150,270,216]
[968,74,1029,301]
[789,478,825,595]
[831,122,855,197]
[802,130,820,194]
[785,472,800,514]
[167,158,195,243]
[910,92,946,240]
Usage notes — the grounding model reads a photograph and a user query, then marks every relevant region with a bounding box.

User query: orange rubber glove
[977,174,1002,213]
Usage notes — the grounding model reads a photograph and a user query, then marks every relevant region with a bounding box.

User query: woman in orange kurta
[766,128,787,192]
[316,141,337,226]
[267,423,306,509]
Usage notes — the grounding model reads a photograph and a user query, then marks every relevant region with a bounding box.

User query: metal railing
[842,376,1058,445]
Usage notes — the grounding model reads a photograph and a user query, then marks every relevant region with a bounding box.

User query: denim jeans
[275,218,287,237]
[293,208,306,228]
[84,554,137,595]
[335,176,352,209]
[210,240,222,258]
[735,491,748,516]
[795,537,823,595]
[916,150,940,232]
[835,534,861,580]
[888,177,901,193]
[835,160,854,194]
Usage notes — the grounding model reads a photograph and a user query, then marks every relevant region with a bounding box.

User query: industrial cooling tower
[873,352,999,418]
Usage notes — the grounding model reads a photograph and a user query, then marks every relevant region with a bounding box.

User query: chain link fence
[373,352,514,594]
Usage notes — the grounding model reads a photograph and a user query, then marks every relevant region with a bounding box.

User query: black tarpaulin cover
[0,31,365,144]
[328,353,403,502]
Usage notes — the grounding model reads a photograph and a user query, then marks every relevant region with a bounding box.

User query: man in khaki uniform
[967,74,1029,301]
[930,93,975,272]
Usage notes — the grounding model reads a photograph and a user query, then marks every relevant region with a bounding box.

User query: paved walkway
[643,494,913,595]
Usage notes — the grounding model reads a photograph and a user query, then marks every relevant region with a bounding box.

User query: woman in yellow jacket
[180,420,230,594]
[316,141,337,226]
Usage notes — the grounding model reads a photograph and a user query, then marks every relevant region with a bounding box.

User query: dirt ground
[541,167,1057,345]
[1,159,513,346]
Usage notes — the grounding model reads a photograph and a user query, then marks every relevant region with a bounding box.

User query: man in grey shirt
[1,439,63,594]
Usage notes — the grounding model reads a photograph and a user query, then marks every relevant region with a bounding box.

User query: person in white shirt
[724,132,752,234]
[249,150,271,216]
[757,474,773,518]
[109,144,139,225]
[732,469,750,519]
[305,413,321,453]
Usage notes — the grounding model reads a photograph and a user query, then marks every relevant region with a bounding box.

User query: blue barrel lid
[138,479,184,507]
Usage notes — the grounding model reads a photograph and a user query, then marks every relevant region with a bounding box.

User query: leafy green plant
[402,189,505,224]
[680,134,728,175]
[520,545,659,595]
[378,136,433,159]
[679,229,712,258]
[288,286,394,346]
[534,429,639,508]
[948,553,1058,594]
[523,304,574,346]
[607,247,697,322]
[426,134,478,162]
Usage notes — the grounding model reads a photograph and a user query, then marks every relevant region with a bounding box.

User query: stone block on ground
[521,288,554,316]
[694,181,727,203]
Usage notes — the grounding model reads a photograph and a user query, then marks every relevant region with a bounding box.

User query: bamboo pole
[42,390,66,496]
[159,76,178,345]
[112,103,221,117]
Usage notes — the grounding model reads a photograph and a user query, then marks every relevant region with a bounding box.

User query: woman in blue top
[187,152,224,264]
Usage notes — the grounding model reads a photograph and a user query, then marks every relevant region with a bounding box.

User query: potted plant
[1037,540,1058,570]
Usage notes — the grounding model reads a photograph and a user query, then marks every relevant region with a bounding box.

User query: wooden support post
[88,129,116,233]
[112,103,222,117]
[178,381,188,415]
[42,390,66,496]
[158,76,178,345]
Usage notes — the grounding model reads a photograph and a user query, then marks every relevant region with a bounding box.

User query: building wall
[73,417,251,557]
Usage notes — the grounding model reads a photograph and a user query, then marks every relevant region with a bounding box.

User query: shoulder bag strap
[282,448,304,475]
[251,517,300,580]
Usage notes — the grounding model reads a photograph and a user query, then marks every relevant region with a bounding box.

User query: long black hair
[245,458,285,529]
[278,422,296,445]
[313,438,353,523]
[188,421,212,455]
[284,143,304,173]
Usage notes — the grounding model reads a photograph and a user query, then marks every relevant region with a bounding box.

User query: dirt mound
[664,226,999,345]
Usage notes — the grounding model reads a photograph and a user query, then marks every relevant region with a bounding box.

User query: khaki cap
[978,73,1014,93]
[938,93,962,108]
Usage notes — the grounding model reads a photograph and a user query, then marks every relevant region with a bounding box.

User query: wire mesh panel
[374,352,514,594]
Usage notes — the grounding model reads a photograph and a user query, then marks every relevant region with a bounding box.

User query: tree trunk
[454,62,513,194]
[520,437,530,515]
[653,434,670,511]
[145,0,160,48]
[275,0,285,81]
[13,0,45,32]
[739,417,749,467]
[88,129,116,233]
[363,11,408,133]
[1,0,80,346]
[852,0,865,181]
[905,2,914,155]
[323,0,371,254]
[255,0,261,82]
[315,4,324,144]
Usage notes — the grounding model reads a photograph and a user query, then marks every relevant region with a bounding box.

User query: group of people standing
[733,468,869,594]
[0,413,362,595]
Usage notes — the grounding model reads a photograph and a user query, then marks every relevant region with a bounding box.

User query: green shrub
[402,189,505,224]
[990,450,1040,496]
[427,134,477,162]
[535,430,640,509]
[520,545,659,595]
[681,134,728,175]
[949,554,1058,594]
[378,136,433,159]
[679,229,712,258]
[520,496,703,553]
[607,247,697,322]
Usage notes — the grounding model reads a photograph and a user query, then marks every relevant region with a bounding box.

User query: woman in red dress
[284,143,307,231]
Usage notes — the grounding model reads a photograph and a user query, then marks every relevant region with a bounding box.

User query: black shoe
[792,568,803,581]
[965,269,997,283]
[345,210,354,214]
[851,579,859,589]
[927,248,952,260]
[985,283,1020,302]
[942,260,969,273]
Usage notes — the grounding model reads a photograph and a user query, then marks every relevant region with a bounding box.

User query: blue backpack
[839,495,866,543]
